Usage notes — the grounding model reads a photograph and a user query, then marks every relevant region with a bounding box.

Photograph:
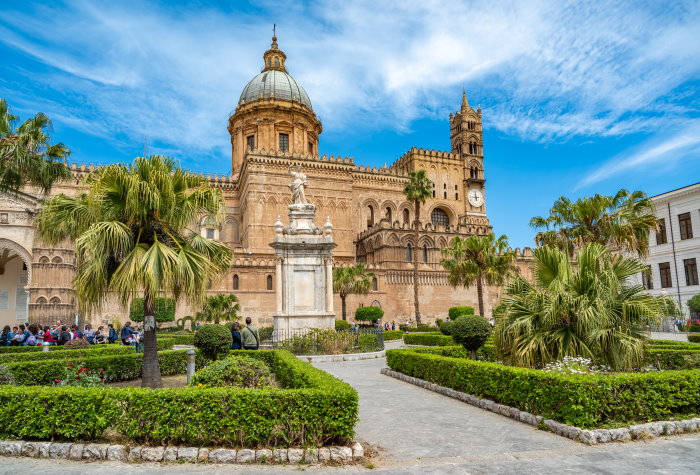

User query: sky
[1,0,699,248]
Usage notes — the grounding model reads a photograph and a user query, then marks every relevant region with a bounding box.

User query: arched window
[274,57,280,67]
[39,256,49,264]
[367,205,374,228]
[431,208,449,227]
[403,209,410,225]
[267,275,273,291]
[372,277,378,291]
[200,215,218,240]
[406,244,412,262]
[233,274,239,290]
[422,245,428,264]
[52,256,63,264]
[36,296,47,304]
[49,296,61,304]
[432,182,436,198]
[385,207,392,222]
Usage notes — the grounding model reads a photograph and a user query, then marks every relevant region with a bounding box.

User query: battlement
[389,147,462,172]
[66,162,238,188]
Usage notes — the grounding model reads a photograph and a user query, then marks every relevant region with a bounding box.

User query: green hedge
[688,335,700,343]
[403,333,455,346]
[448,306,475,320]
[159,334,194,346]
[0,345,133,364]
[386,348,700,428]
[129,297,176,322]
[645,348,700,370]
[402,345,497,362]
[0,350,357,447]
[384,330,404,340]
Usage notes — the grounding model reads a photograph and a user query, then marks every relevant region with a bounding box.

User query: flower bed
[386,347,700,428]
[0,350,358,448]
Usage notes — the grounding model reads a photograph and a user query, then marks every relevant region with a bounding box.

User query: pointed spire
[461,88,469,112]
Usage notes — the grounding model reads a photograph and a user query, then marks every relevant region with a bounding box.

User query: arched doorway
[0,239,32,327]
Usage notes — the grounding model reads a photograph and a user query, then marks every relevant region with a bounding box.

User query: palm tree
[35,156,232,388]
[196,294,240,325]
[494,243,679,371]
[333,264,375,321]
[530,189,659,257]
[403,170,433,325]
[0,99,71,194]
[441,233,517,317]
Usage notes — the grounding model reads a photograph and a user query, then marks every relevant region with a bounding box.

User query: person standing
[231,322,242,350]
[120,322,136,346]
[107,324,118,344]
[58,326,72,345]
[241,317,259,350]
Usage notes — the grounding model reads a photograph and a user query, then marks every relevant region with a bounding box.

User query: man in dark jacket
[107,324,118,344]
[59,326,72,345]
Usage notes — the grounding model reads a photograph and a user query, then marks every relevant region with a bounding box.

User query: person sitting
[25,324,39,346]
[0,325,11,347]
[58,326,72,345]
[84,324,95,344]
[11,325,27,346]
[231,322,242,350]
[70,325,82,340]
[43,326,57,345]
[94,326,106,344]
[120,322,136,346]
[107,324,118,344]
[8,326,18,346]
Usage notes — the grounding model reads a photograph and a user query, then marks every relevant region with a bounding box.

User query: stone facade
[0,36,534,329]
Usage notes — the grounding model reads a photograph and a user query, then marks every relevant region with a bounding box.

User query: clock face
[468,189,484,207]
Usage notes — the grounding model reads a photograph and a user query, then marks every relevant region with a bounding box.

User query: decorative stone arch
[38,256,50,264]
[418,236,435,248]
[0,238,32,284]
[381,201,397,223]
[362,198,380,228]
[49,296,61,304]
[51,256,63,264]
[373,235,382,249]
[399,203,412,225]
[387,233,400,247]
[428,203,458,228]
[437,236,449,250]
[36,296,47,304]
[224,216,240,244]
[400,235,416,247]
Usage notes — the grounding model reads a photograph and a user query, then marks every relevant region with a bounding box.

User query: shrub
[0,350,358,447]
[281,329,354,355]
[129,297,176,323]
[406,324,440,333]
[56,363,107,387]
[335,320,351,331]
[689,335,700,343]
[258,326,274,341]
[64,339,92,350]
[451,315,491,359]
[190,357,272,388]
[414,345,497,362]
[355,306,384,322]
[0,365,14,385]
[439,320,454,336]
[688,294,700,314]
[0,345,132,364]
[384,330,403,340]
[387,347,700,428]
[645,348,700,370]
[448,306,474,320]
[403,333,454,346]
[158,334,193,347]
[194,325,232,361]
[358,334,381,352]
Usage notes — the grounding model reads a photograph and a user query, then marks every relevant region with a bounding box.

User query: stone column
[325,258,334,313]
[275,257,283,314]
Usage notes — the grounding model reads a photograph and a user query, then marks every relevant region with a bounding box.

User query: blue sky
[1,0,700,248]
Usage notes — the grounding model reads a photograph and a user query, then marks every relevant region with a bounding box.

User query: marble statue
[289,165,308,205]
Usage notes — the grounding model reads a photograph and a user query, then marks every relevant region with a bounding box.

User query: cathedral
[0,35,533,328]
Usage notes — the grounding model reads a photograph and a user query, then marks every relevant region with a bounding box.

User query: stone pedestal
[269,204,336,332]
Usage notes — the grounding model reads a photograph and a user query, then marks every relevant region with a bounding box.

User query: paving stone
[330,446,353,462]
[351,441,364,460]
[82,443,108,461]
[287,448,304,463]
[272,448,288,462]
[237,448,254,463]
[21,441,41,458]
[177,447,198,462]
[49,443,72,459]
[197,448,209,462]
[141,446,165,462]
[208,448,236,464]
[162,447,178,462]
[127,447,142,462]
[0,441,22,457]
[106,445,127,462]
[255,449,272,463]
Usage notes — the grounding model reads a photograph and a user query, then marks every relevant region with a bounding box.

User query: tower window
[422,245,428,264]
[308,141,313,154]
[267,274,273,290]
[246,135,255,150]
[403,209,410,224]
[455,184,459,200]
[367,205,375,228]
[274,57,280,67]
[432,182,436,198]
[385,207,392,222]
[372,277,378,291]
[431,208,449,227]
[279,133,289,152]
[233,274,239,290]
[206,228,215,239]
[406,244,412,262]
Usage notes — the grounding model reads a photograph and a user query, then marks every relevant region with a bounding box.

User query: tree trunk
[476,277,485,317]
[341,294,347,321]
[413,201,421,325]
[141,290,163,389]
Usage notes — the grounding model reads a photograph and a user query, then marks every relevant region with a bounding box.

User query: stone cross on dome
[263,25,287,72]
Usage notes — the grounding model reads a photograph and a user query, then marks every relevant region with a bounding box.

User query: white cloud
[0,0,698,167]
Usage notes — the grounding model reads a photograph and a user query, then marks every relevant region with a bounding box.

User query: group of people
[230,317,260,350]
[0,320,124,347]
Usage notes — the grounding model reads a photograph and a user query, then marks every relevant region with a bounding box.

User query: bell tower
[450,91,486,216]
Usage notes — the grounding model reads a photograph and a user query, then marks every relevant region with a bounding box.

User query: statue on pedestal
[289,166,307,205]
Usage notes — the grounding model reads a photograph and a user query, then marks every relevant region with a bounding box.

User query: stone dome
[238,70,313,110]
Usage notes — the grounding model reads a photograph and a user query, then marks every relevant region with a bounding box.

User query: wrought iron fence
[260,327,384,355]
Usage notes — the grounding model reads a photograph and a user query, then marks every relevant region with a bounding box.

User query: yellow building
[0,35,533,328]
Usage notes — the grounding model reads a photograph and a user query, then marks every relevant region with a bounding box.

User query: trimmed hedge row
[403,333,454,346]
[0,350,358,447]
[645,348,700,370]
[403,345,497,362]
[159,334,194,346]
[386,348,700,428]
[689,335,700,343]
[383,330,404,340]
[0,345,133,364]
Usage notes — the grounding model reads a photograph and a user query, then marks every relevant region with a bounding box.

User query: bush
[688,294,700,314]
[64,339,92,350]
[56,362,107,387]
[355,306,384,322]
[689,335,700,343]
[413,345,497,362]
[405,324,440,333]
[0,365,14,385]
[158,334,193,347]
[645,348,700,370]
[281,329,354,355]
[383,330,403,340]
[386,348,700,428]
[439,320,454,336]
[335,320,351,331]
[258,326,274,341]
[0,345,132,364]
[0,350,358,447]
[129,297,176,323]
[190,356,272,388]
[448,306,474,320]
[358,334,381,352]
[403,333,454,346]
[451,315,492,359]
[194,325,232,361]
